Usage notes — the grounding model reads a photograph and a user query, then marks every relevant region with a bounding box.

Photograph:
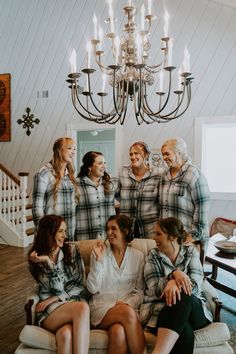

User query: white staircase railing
[0,163,31,247]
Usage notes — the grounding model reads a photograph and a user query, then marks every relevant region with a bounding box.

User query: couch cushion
[194,322,230,347]
[19,325,56,351]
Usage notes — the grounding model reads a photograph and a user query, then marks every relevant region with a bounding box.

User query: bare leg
[151,327,179,354]
[108,323,129,354]
[42,301,90,354]
[56,324,72,354]
[97,303,146,354]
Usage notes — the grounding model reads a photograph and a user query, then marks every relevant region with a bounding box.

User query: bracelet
[167,269,176,280]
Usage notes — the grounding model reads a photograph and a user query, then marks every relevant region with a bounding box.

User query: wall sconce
[17,107,40,136]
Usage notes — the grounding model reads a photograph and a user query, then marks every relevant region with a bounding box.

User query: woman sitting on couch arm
[28,214,90,354]
[141,217,213,354]
[86,214,147,354]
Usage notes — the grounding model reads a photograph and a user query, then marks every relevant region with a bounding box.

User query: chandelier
[66,0,193,125]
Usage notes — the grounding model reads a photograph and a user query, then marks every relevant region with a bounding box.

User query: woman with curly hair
[28,214,90,354]
[32,137,79,241]
[75,151,117,240]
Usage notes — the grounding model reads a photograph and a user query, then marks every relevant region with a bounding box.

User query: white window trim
[194,115,236,201]
[66,122,123,176]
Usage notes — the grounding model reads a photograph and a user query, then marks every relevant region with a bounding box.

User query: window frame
[194,115,236,201]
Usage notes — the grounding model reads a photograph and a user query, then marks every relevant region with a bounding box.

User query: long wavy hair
[156,217,188,245]
[106,214,134,243]
[51,137,78,206]
[78,151,112,194]
[28,214,73,282]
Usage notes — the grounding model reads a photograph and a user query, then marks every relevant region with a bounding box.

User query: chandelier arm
[94,53,113,74]
[153,78,190,119]
[151,81,192,121]
[73,85,105,119]
[71,89,102,122]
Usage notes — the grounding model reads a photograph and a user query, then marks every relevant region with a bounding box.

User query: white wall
[0,0,236,223]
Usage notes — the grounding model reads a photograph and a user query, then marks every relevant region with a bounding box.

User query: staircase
[0,163,34,247]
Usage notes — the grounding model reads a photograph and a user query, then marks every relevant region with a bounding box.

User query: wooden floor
[0,244,35,354]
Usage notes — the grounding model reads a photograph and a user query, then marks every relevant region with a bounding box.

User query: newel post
[18,172,29,240]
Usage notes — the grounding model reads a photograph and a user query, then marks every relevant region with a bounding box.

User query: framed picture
[0,73,11,141]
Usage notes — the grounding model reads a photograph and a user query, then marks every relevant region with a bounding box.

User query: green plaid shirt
[159,161,210,241]
[116,166,162,238]
[32,163,77,241]
[75,176,117,240]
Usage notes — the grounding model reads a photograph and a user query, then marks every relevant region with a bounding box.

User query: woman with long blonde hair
[32,137,79,241]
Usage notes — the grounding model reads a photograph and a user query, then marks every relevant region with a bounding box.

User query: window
[194,115,236,200]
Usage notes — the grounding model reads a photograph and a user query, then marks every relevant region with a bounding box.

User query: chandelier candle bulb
[141,4,145,31]
[87,42,92,68]
[167,38,173,67]
[183,45,190,73]
[136,34,142,63]
[108,0,115,33]
[102,73,107,93]
[69,49,77,73]
[98,27,103,50]
[93,14,98,40]
[115,36,120,65]
[159,69,164,92]
[164,10,169,37]
[178,68,182,91]
[147,0,152,15]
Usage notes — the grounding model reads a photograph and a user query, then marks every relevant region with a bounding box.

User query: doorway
[66,122,123,176]
[77,129,116,175]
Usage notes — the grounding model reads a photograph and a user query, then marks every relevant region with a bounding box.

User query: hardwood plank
[0,245,35,354]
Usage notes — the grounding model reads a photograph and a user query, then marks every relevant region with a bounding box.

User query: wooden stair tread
[26,228,35,236]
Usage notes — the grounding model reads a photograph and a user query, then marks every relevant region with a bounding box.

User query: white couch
[15,239,233,354]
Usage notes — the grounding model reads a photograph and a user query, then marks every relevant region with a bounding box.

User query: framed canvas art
[0,73,11,141]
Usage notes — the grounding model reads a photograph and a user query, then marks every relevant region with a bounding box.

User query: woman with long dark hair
[28,214,90,354]
[141,217,212,354]
[86,214,146,354]
[75,151,117,240]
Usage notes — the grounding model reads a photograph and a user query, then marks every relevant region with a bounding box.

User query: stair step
[26,227,35,237]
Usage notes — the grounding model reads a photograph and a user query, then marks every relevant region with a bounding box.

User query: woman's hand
[93,241,106,261]
[160,279,181,307]
[172,270,192,295]
[184,233,195,245]
[35,296,59,312]
[29,251,51,267]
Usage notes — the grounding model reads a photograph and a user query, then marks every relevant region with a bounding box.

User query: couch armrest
[202,279,223,322]
[25,285,39,325]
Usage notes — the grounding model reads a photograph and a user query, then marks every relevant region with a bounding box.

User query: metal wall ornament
[17,107,40,136]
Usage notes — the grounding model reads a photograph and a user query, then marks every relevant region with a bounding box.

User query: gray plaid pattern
[116,166,162,238]
[32,163,77,241]
[140,245,213,328]
[159,162,210,241]
[75,176,118,240]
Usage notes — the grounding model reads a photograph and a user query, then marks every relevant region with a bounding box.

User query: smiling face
[153,223,173,254]
[54,221,67,249]
[90,154,106,178]
[61,142,76,164]
[106,219,126,246]
[129,145,147,169]
[161,145,182,169]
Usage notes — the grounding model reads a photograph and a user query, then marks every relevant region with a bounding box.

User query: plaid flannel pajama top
[32,163,77,241]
